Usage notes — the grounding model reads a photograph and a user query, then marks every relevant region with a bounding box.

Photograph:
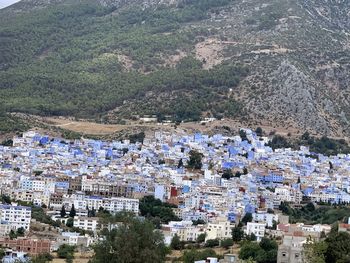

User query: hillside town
[1,129,350,263]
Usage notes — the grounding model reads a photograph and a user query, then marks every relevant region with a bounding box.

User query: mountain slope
[0,0,349,136]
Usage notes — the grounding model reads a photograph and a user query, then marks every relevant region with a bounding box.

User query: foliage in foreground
[303,226,350,263]
[90,216,169,263]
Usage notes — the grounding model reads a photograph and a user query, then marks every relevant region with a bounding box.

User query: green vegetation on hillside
[303,225,350,263]
[268,132,350,156]
[279,202,350,225]
[139,196,180,226]
[239,237,278,263]
[0,0,244,122]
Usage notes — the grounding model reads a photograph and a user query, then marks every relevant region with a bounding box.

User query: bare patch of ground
[117,54,133,70]
[195,38,226,69]
[43,117,125,135]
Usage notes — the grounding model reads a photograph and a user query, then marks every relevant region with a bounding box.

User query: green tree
[69,204,76,218]
[239,241,263,260]
[205,239,219,248]
[139,196,179,224]
[90,216,168,263]
[239,130,248,141]
[177,159,184,168]
[221,238,234,249]
[60,205,66,218]
[325,231,350,263]
[57,244,75,263]
[187,150,203,170]
[242,213,253,224]
[16,227,25,237]
[0,248,5,260]
[170,234,182,250]
[196,233,206,243]
[303,239,327,263]
[232,226,244,243]
[66,217,74,228]
[1,195,11,204]
[222,169,233,180]
[255,127,263,137]
[9,229,17,239]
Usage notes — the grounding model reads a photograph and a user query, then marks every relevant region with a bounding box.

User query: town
[0,128,350,263]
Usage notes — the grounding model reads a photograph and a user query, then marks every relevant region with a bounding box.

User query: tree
[255,127,263,137]
[242,213,253,224]
[232,226,244,243]
[69,204,76,218]
[170,234,182,250]
[90,216,168,263]
[0,248,4,260]
[325,231,350,263]
[57,244,75,263]
[239,241,262,260]
[239,130,248,141]
[16,227,25,237]
[177,159,184,168]
[88,207,96,217]
[192,219,206,225]
[187,150,203,170]
[205,239,219,248]
[196,233,206,243]
[60,206,66,218]
[259,237,277,251]
[1,195,11,204]
[31,252,54,263]
[66,217,74,227]
[222,169,233,180]
[303,239,327,263]
[139,195,179,224]
[9,229,17,239]
[221,238,234,249]
[245,233,256,241]
[239,238,278,263]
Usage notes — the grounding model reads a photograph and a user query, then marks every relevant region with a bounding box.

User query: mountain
[0,0,349,136]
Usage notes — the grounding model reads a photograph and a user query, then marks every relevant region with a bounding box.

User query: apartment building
[0,204,31,231]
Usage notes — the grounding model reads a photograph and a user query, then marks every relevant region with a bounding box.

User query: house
[73,216,99,232]
[0,204,31,232]
[277,235,306,263]
[0,238,51,256]
[245,222,266,241]
[206,219,232,241]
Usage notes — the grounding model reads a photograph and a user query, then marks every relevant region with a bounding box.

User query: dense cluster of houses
[1,129,350,262]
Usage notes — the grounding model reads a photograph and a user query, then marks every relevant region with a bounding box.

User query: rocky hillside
[0,0,349,136]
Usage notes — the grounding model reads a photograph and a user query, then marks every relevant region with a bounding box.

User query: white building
[0,204,31,231]
[73,216,99,232]
[246,222,266,242]
[253,211,278,227]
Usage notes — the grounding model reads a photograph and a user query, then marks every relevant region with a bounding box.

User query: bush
[205,239,220,248]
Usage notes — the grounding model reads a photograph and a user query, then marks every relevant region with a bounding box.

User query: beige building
[277,235,306,263]
[206,220,232,241]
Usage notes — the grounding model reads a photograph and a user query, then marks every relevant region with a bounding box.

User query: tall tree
[232,226,244,243]
[60,205,66,218]
[187,150,203,170]
[69,204,76,218]
[90,216,169,263]
[170,234,182,250]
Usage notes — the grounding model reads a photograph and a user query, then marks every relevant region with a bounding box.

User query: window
[282,252,287,257]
